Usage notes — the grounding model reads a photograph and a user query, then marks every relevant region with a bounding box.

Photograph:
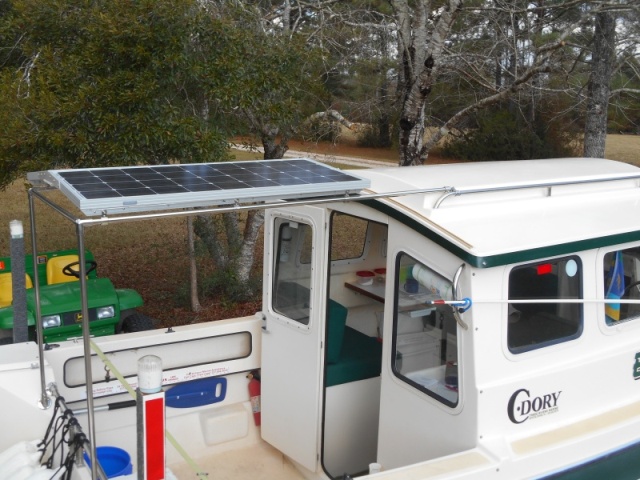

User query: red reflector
[145,396,165,480]
[537,264,553,275]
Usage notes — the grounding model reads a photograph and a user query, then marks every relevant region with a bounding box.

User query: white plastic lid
[9,220,23,238]
[137,355,163,393]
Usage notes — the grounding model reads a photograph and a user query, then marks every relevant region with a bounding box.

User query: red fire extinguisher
[247,370,261,426]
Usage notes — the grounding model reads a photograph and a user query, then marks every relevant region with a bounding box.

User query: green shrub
[357,120,393,148]
[299,117,341,143]
[442,109,579,161]
[200,268,262,307]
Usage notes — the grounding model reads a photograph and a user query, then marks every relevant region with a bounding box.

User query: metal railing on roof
[433,172,640,209]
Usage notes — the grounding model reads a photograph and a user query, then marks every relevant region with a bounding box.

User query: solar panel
[27,159,370,216]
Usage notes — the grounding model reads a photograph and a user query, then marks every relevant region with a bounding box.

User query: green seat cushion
[273,281,380,386]
[326,299,348,364]
[326,327,383,387]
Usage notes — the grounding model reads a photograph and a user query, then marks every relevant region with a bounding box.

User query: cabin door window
[508,256,583,353]
[272,220,314,326]
[392,253,459,408]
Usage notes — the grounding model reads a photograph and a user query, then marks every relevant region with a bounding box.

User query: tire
[120,312,155,333]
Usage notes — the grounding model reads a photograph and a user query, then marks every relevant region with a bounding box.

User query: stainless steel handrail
[433,172,640,208]
[28,184,454,227]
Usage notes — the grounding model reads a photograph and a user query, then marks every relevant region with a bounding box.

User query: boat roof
[355,158,640,267]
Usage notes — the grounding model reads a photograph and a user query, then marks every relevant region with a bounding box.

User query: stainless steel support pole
[28,191,51,410]
[76,223,98,480]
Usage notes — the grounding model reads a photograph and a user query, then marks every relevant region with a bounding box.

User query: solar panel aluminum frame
[26,159,371,217]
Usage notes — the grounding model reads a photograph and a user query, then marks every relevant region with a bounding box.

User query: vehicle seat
[46,255,80,285]
[0,272,33,307]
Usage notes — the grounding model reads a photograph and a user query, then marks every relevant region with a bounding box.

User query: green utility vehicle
[0,249,153,343]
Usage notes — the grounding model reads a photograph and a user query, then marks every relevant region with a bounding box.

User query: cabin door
[261,207,328,472]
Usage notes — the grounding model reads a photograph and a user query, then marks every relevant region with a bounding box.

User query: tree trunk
[398,105,427,166]
[235,210,265,287]
[376,57,392,148]
[193,210,264,300]
[262,132,290,159]
[193,108,276,300]
[192,111,285,301]
[187,216,201,313]
[584,12,615,158]
[193,215,227,268]
[391,0,463,166]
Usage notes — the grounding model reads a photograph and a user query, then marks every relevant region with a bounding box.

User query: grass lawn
[606,134,640,166]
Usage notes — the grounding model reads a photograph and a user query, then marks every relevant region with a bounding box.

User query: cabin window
[603,246,640,325]
[508,256,583,353]
[330,212,370,262]
[392,253,458,408]
[272,219,314,326]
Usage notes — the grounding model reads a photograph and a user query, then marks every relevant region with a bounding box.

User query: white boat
[2,157,640,479]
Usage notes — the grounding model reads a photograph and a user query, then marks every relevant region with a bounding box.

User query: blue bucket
[84,446,133,478]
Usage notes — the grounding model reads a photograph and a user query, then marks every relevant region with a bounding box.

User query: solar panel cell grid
[49,159,369,215]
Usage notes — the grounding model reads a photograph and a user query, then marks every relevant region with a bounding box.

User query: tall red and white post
[137,355,165,480]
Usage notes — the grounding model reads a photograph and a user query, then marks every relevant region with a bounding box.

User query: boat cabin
[259,157,640,477]
[4,157,640,479]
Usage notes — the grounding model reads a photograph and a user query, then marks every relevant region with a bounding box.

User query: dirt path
[233,143,398,168]
[232,137,454,167]
[282,148,396,168]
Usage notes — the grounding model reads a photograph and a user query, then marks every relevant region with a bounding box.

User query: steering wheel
[62,260,97,278]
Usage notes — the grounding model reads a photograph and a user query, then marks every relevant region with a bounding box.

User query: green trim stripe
[361,199,640,268]
[542,440,640,479]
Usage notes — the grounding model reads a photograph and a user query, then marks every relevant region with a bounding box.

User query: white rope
[467,298,640,305]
